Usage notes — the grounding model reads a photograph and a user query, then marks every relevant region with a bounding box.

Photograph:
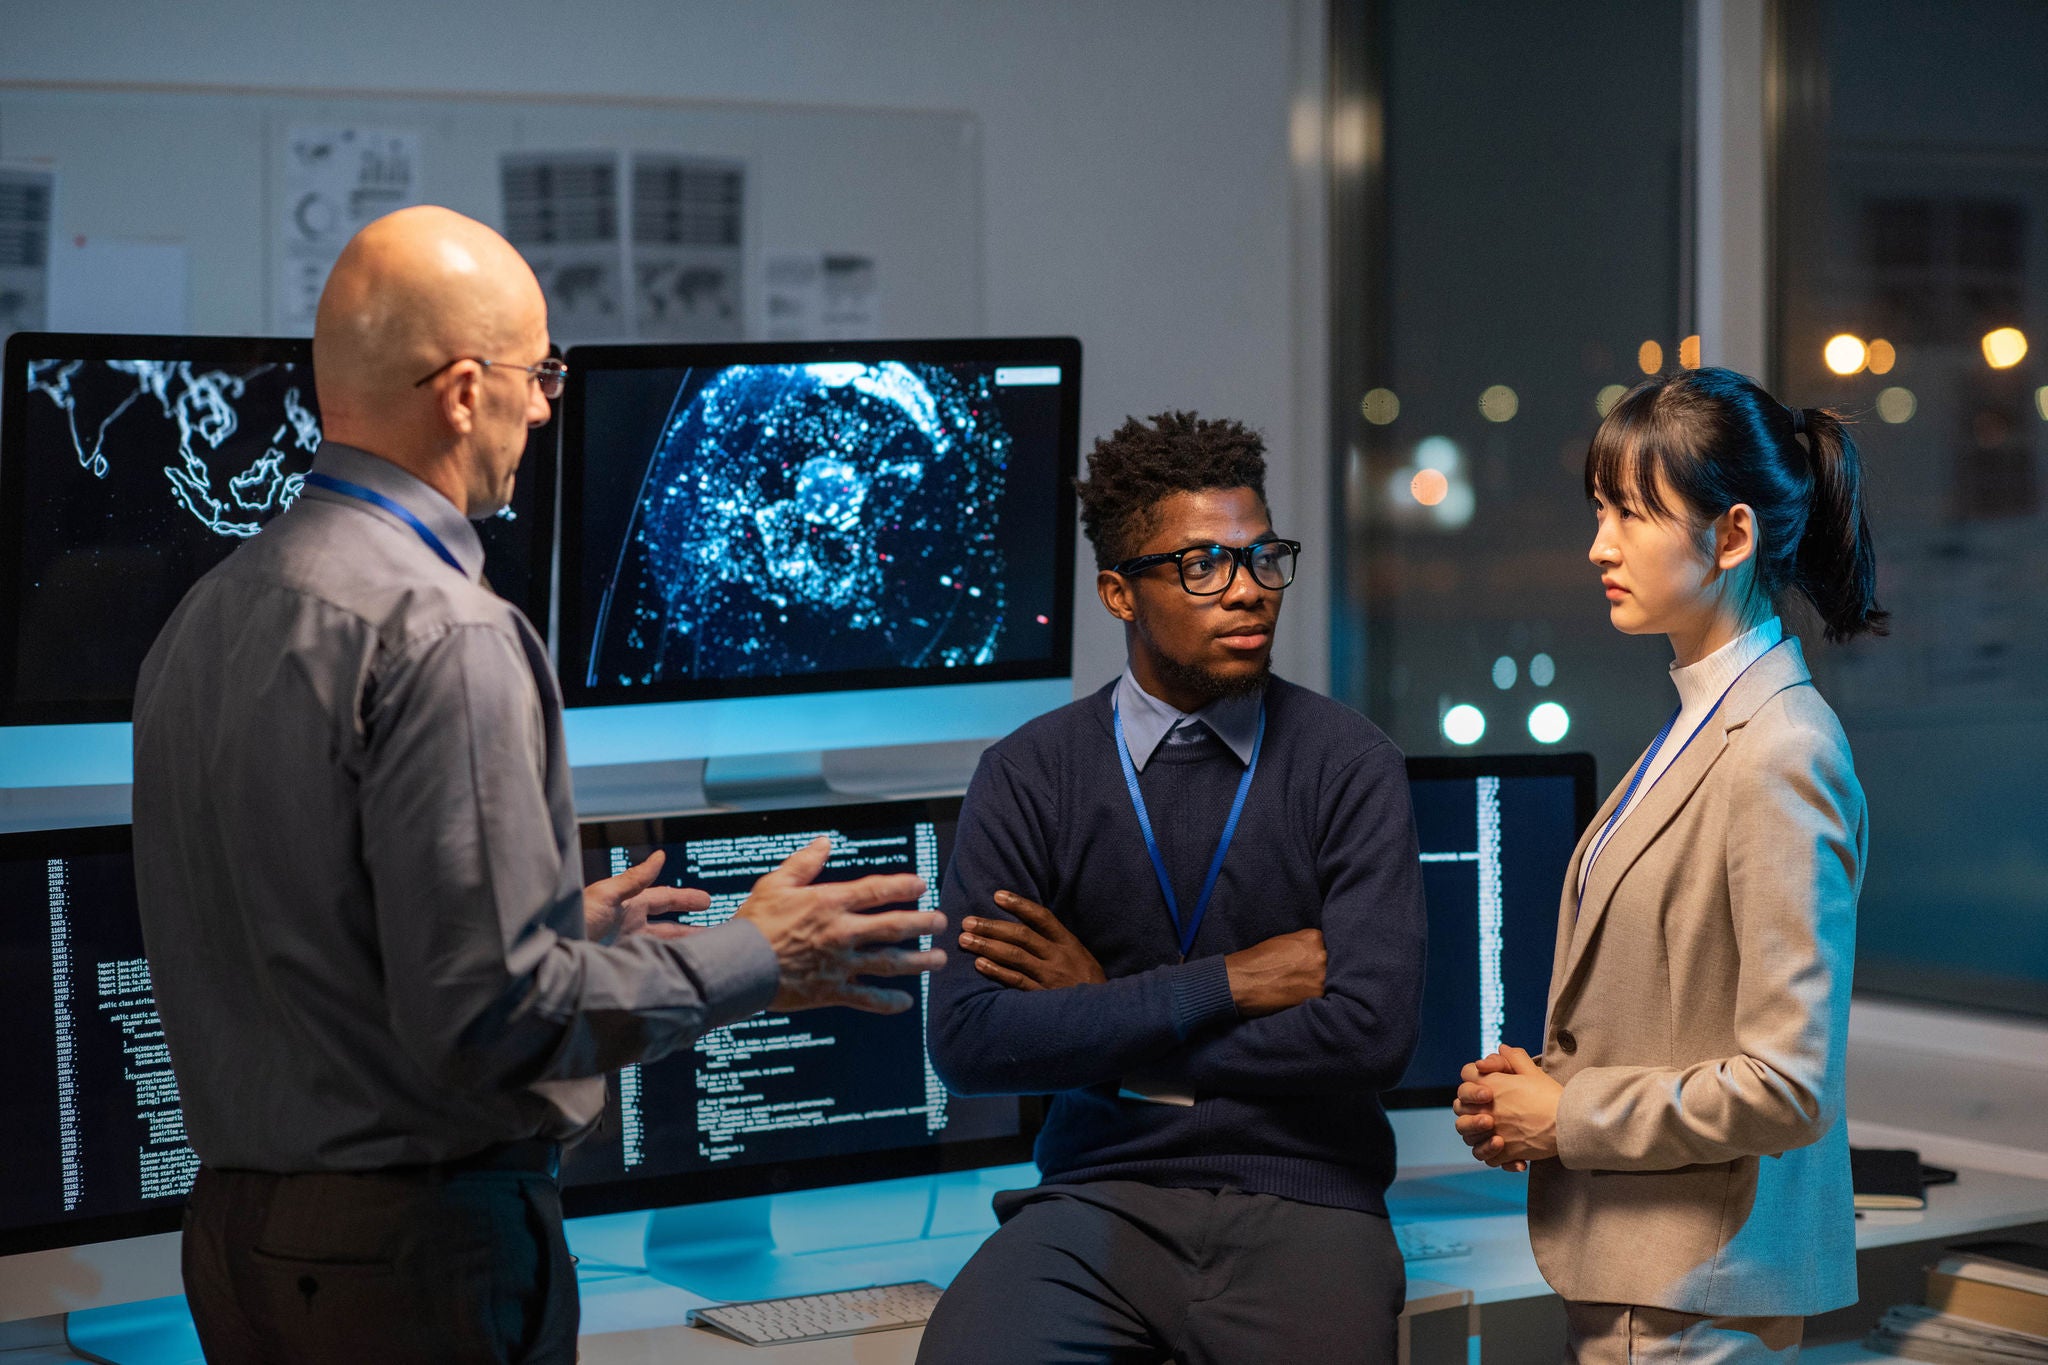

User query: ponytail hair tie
[1789,406,1808,436]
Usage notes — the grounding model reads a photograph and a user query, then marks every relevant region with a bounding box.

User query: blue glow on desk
[562,679,1070,765]
[0,680,1072,791]
[0,723,131,790]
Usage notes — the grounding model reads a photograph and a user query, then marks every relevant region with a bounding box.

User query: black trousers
[181,1159,577,1365]
[915,1181,1407,1365]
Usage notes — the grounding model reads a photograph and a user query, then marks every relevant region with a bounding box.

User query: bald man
[132,207,945,1365]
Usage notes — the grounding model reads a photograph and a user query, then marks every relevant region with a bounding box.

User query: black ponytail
[1585,367,1888,644]
[1791,406,1888,642]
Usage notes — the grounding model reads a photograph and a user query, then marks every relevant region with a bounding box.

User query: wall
[1,0,1332,700]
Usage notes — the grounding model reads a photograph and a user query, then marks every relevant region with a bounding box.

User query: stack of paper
[1868,1243,2048,1364]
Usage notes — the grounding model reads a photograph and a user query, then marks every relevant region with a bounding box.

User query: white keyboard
[688,1279,945,1345]
[1394,1222,1473,1262]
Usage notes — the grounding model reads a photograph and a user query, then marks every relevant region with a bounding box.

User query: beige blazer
[1526,637,1862,1317]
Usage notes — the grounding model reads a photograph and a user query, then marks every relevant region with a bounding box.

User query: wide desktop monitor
[557,337,1079,766]
[0,803,1038,1294]
[0,332,557,729]
[567,796,1040,1296]
[1390,751,1598,1106]
[0,823,186,1259]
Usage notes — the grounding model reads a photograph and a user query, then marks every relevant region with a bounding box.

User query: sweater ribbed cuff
[1169,956,1239,1039]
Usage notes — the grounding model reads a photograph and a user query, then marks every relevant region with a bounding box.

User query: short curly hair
[1075,411,1269,569]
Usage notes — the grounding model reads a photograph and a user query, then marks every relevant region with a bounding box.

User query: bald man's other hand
[735,837,945,1015]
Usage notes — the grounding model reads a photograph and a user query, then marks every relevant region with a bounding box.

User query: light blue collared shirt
[1114,667,1264,772]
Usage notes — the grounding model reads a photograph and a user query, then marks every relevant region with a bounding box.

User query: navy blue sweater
[927,676,1425,1214]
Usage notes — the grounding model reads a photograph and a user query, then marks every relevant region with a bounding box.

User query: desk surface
[1382,1160,2048,1306]
[572,1161,2048,1360]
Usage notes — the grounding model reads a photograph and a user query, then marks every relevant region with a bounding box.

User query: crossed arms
[925,743,1425,1100]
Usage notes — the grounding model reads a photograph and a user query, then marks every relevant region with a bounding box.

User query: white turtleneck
[1579,615,1784,896]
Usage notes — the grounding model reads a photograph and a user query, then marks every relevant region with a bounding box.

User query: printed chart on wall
[0,166,55,349]
[503,151,744,344]
[270,125,422,334]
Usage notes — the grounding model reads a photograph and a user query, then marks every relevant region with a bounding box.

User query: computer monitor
[1389,752,1597,1107]
[0,332,557,729]
[556,338,1078,768]
[0,823,188,1260]
[568,796,1041,1298]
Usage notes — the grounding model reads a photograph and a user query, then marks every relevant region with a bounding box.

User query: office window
[1776,0,2048,1018]
[1331,1,1689,794]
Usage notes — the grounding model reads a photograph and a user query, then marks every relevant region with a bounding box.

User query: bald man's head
[312,206,553,516]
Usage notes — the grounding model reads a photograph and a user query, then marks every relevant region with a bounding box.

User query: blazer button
[1554,1028,1578,1055]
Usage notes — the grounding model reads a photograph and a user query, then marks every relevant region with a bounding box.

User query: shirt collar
[1669,615,1783,714]
[303,442,487,583]
[1115,667,1264,772]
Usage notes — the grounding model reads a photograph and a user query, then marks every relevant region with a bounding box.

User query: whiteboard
[0,83,983,340]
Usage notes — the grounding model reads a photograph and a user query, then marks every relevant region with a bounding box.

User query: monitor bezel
[563,795,1045,1221]
[1382,749,1599,1111]
[0,821,195,1258]
[556,335,1081,711]
[0,331,558,727]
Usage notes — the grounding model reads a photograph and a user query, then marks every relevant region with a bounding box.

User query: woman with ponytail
[1451,367,1885,1362]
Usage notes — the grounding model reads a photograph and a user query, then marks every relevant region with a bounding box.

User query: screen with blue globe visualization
[559,338,1078,708]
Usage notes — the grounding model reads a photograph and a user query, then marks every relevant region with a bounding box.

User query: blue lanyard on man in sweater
[1113,699,1268,961]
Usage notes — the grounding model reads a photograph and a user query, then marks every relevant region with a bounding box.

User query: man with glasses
[132,206,945,1364]
[919,411,1426,1364]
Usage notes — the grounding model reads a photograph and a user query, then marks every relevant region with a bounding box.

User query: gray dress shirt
[132,442,779,1172]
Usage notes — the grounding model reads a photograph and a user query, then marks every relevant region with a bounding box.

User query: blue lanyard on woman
[1576,637,1786,913]
[302,472,466,576]
[1113,700,1266,960]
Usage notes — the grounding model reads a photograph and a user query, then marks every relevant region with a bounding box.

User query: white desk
[21,1160,2046,1364]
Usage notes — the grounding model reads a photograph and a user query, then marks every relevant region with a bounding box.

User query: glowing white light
[1529,652,1556,687]
[1527,701,1571,744]
[1983,327,2028,370]
[1361,388,1400,425]
[1595,384,1628,418]
[1478,385,1519,422]
[1876,387,1916,424]
[1491,656,1517,689]
[1443,704,1486,746]
[1823,334,1868,376]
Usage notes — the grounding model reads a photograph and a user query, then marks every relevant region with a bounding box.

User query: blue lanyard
[302,472,466,576]
[1576,637,1786,911]
[1113,699,1266,960]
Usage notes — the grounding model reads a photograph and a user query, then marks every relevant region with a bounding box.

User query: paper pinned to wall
[0,164,56,348]
[271,125,422,334]
[630,154,743,342]
[503,152,626,342]
[50,237,189,334]
[504,151,745,344]
[761,250,879,341]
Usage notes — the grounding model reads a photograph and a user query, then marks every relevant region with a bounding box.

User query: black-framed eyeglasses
[1110,539,1301,595]
[411,354,569,400]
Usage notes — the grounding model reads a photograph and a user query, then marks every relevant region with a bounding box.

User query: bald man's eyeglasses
[412,356,569,400]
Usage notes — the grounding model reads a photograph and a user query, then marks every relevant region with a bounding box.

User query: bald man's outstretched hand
[737,837,945,1014]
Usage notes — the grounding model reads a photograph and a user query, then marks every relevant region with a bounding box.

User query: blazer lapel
[1552,637,1815,1004]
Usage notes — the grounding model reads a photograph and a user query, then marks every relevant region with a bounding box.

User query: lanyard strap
[1113,699,1266,959]
[1576,636,1788,910]
[302,472,466,576]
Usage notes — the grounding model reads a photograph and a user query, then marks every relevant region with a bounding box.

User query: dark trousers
[916,1181,1406,1365]
[181,1161,577,1365]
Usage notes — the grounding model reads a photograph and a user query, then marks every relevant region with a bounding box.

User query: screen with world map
[560,338,1078,707]
[0,333,555,726]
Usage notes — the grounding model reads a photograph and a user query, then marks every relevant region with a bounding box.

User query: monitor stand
[640,1171,1003,1303]
[2,1297,201,1365]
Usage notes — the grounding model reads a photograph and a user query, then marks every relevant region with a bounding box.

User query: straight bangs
[1583,380,1682,521]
